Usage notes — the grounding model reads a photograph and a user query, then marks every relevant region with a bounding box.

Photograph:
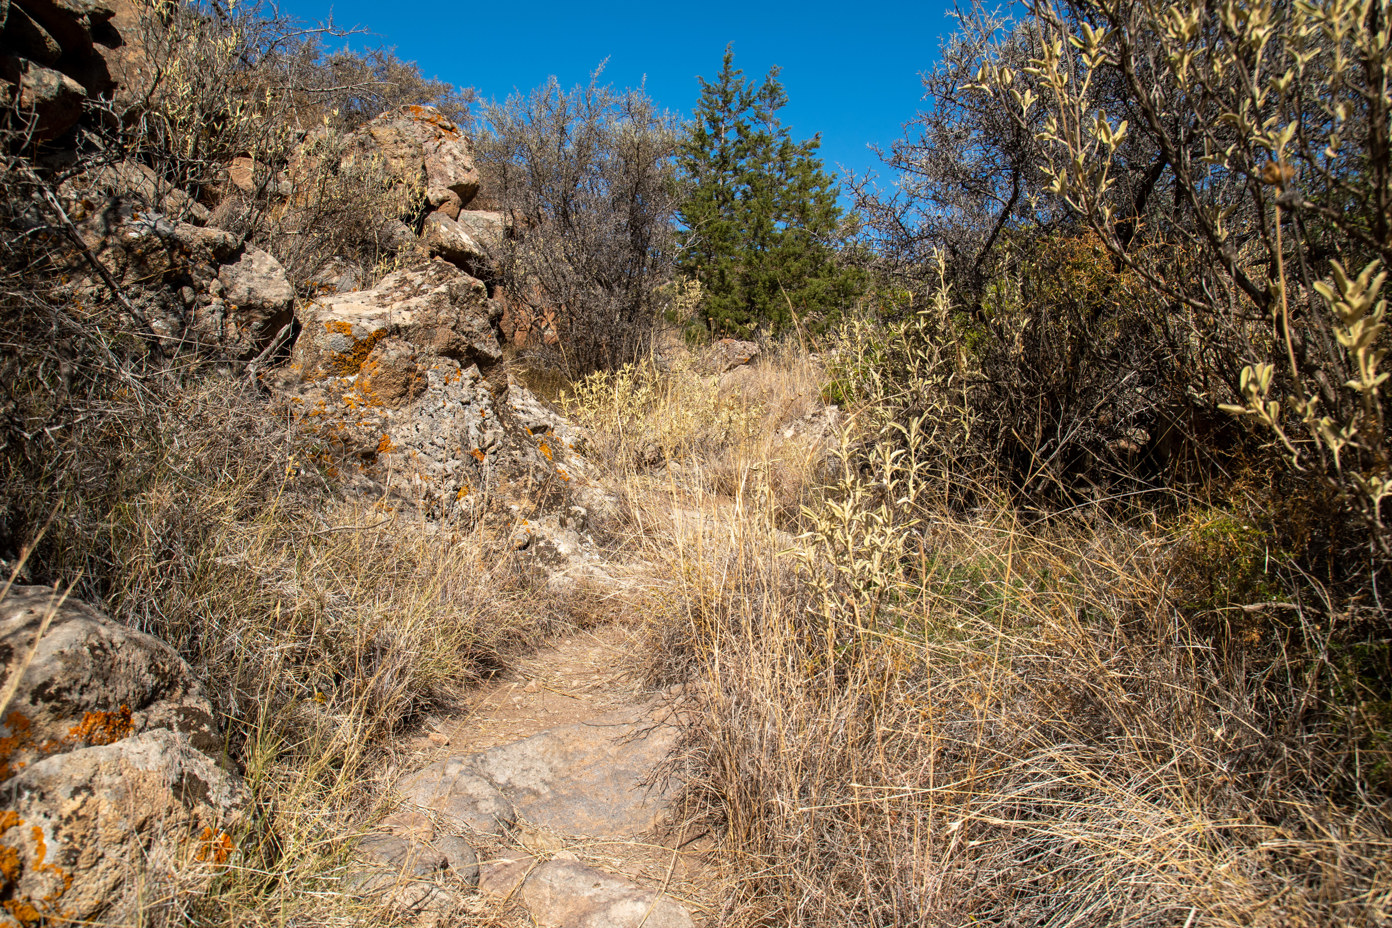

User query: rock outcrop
[0,585,245,925]
[0,0,125,141]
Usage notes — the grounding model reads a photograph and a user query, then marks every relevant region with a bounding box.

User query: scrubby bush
[476,71,679,375]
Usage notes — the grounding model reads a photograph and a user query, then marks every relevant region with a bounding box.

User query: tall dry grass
[2,371,570,925]
[568,337,1392,926]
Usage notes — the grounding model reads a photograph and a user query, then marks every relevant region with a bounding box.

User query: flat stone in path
[522,857,695,928]
[401,708,678,838]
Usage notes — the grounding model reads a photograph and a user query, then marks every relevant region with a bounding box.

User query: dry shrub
[614,336,1392,926]
[647,484,1392,926]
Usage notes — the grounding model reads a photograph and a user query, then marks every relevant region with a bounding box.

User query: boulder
[454,210,506,253]
[0,729,247,926]
[700,338,760,375]
[3,6,61,66]
[215,244,294,355]
[355,105,480,213]
[12,58,83,139]
[421,212,486,273]
[291,259,502,381]
[522,859,695,928]
[397,759,515,836]
[0,586,244,925]
[0,585,221,782]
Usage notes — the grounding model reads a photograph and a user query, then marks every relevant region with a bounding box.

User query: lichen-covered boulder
[0,729,246,926]
[353,105,480,215]
[0,585,221,781]
[291,259,502,381]
[212,243,294,355]
[0,586,244,926]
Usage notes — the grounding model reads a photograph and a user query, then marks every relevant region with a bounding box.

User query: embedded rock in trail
[398,761,516,836]
[0,587,245,925]
[401,708,678,838]
[523,859,696,928]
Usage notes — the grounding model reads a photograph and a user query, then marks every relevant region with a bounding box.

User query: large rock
[214,244,294,355]
[0,585,221,781]
[421,212,487,273]
[454,210,505,253]
[354,105,480,214]
[0,729,246,925]
[0,587,244,925]
[291,259,502,381]
[522,859,695,928]
[10,58,84,139]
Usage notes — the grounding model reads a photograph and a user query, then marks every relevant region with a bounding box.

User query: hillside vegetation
[1,0,1390,925]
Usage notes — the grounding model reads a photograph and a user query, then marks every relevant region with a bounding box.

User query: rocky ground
[353,623,719,927]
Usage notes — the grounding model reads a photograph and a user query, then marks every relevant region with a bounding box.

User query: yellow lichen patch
[456,485,472,499]
[67,706,133,747]
[538,440,553,462]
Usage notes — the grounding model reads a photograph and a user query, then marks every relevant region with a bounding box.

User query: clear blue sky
[270,0,959,186]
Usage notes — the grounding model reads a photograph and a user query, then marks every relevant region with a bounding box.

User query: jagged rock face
[0,0,123,141]
[60,194,295,356]
[352,104,481,216]
[0,586,245,925]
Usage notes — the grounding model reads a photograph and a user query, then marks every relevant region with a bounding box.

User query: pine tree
[676,48,862,338]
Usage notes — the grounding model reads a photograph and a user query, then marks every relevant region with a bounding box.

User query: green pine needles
[676,48,863,339]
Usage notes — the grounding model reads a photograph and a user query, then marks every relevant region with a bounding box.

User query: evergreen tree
[676,48,862,338]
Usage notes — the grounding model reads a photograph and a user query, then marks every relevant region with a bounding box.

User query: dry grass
[557,340,1392,927]
[1,370,572,925]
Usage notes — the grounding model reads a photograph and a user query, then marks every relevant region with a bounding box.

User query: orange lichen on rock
[193,827,235,866]
[538,440,553,462]
[321,322,387,378]
[376,434,395,454]
[403,104,462,138]
[470,448,486,463]
[0,810,73,926]
[67,706,134,748]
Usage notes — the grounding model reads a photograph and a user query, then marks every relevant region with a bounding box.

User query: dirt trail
[379,620,721,927]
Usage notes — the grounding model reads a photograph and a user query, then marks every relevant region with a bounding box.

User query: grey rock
[397,758,516,836]
[215,245,294,356]
[422,211,487,273]
[425,710,679,838]
[434,834,479,887]
[522,859,695,928]
[0,584,223,781]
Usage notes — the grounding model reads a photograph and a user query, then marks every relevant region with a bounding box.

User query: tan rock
[522,859,695,928]
[0,585,222,782]
[291,259,502,381]
[354,105,480,211]
[421,212,486,272]
[0,729,246,925]
[355,337,424,407]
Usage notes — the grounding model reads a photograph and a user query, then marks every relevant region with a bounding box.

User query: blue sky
[271,0,960,186]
